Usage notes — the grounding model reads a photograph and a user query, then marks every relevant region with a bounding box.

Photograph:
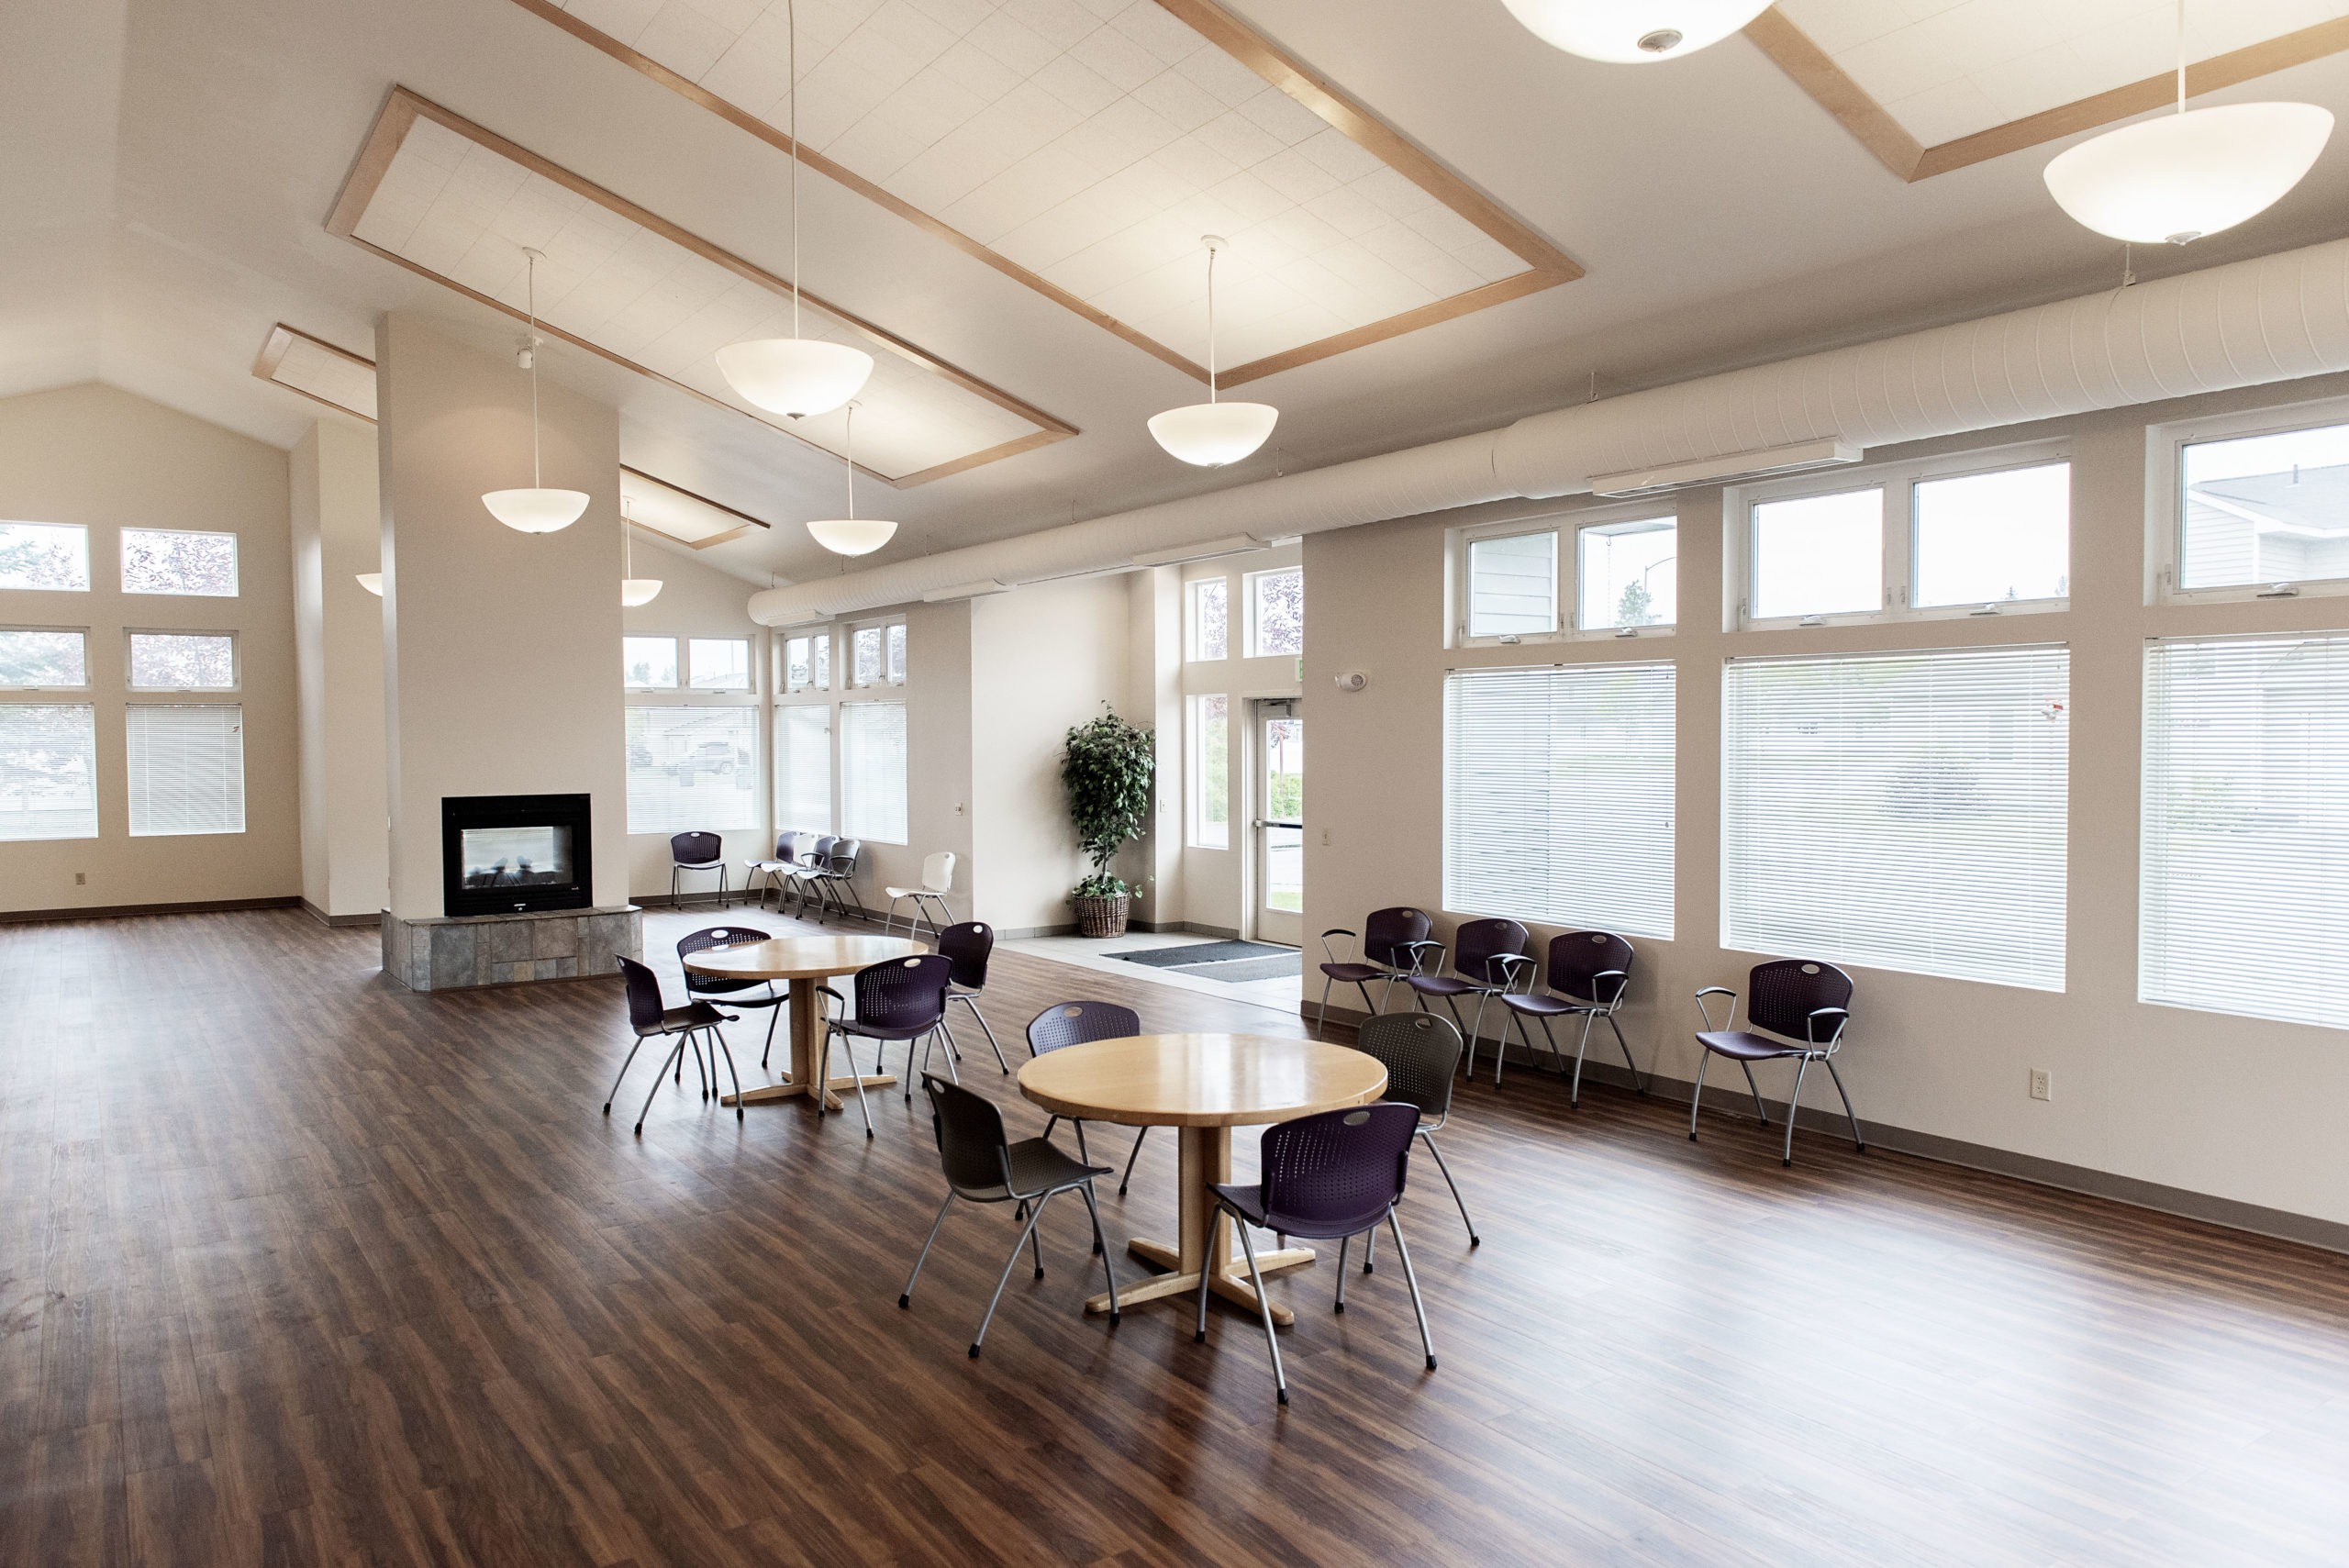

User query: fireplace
[441,794,593,916]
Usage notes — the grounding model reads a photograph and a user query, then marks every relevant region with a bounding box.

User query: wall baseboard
[1308,1002,2349,1257]
[0,895,302,926]
[300,899,382,928]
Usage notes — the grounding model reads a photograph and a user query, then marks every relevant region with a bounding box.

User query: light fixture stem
[527,250,541,487]
[789,0,800,339]
[845,402,855,520]
[1206,241,1218,403]
[2176,0,2186,114]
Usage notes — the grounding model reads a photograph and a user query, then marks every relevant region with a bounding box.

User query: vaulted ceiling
[9,0,2349,588]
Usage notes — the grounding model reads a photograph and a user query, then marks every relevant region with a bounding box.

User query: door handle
[1252,819,1304,828]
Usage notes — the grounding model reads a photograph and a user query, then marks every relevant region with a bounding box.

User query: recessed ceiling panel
[253,323,379,421]
[621,466,772,548]
[328,88,1072,485]
[515,0,1578,384]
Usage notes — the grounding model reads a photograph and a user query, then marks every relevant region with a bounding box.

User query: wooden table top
[1017,1033,1388,1129]
[681,934,927,981]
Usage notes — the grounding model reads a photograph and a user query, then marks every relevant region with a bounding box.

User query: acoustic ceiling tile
[1233,84,1326,147]
[635,3,737,77]
[965,7,1060,72]
[1190,106,1285,168]
[573,0,666,38]
[1130,64,1224,133]
[1301,184,1385,240]
[1031,50,1126,117]
[1068,18,1162,90]
[1105,0,1197,64]
[1142,130,1239,191]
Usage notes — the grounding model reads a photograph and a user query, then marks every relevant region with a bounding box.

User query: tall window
[1466,531,1555,637]
[0,703,98,839]
[121,529,237,596]
[0,522,89,592]
[841,702,907,843]
[0,628,87,688]
[128,632,236,690]
[127,704,245,836]
[2143,635,2349,1028]
[623,706,759,833]
[1442,662,1675,939]
[1722,645,2070,990]
[688,638,751,690]
[784,632,830,692]
[623,636,678,688]
[2175,417,2349,592]
[1248,569,1303,657]
[776,704,831,833]
[1189,578,1229,659]
[1189,694,1229,849]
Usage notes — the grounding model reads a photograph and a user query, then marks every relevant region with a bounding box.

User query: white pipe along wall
[751,234,2349,625]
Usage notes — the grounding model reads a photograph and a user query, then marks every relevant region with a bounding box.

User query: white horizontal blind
[2143,636,2349,1027]
[1722,646,2069,989]
[624,706,760,832]
[127,703,245,837]
[841,702,907,844]
[776,704,831,833]
[1443,662,1675,940]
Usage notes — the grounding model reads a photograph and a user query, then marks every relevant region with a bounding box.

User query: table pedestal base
[721,1072,895,1112]
[1085,1235,1314,1323]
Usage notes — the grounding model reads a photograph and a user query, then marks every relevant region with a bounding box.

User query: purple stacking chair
[1497,931,1648,1103]
[825,952,955,1136]
[934,921,1009,1073]
[1314,906,1441,1037]
[1693,958,1865,1167]
[900,1073,1120,1358]
[1404,917,1534,1075]
[676,926,789,1069]
[1025,1001,1152,1192]
[1193,1101,1436,1405]
[668,830,729,908]
[605,954,740,1134]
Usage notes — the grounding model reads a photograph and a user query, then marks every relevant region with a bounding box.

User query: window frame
[118,528,239,598]
[621,703,764,836]
[846,617,907,689]
[623,635,681,691]
[1244,567,1304,660]
[125,628,240,693]
[781,630,832,694]
[686,636,754,693]
[1187,693,1230,851]
[1452,501,1682,648]
[0,520,92,594]
[1186,577,1230,662]
[838,698,909,844]
[2153,394,2349,606]
[1731,439,2070,631]
[124,700,247,838]
[0,699,99,840]
[0,626,92,691]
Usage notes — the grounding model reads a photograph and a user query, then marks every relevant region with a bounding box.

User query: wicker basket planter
[1073,893,1130,939]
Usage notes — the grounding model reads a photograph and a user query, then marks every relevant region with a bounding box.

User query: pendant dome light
[355,573,384,595]
[714,0,873,418]
[804,402,897,556]
[1499,0,1772,63]
[2044,0,2332,246]
[619,501,663,606]
[482,248,592,534]
[1149,236,1278,468]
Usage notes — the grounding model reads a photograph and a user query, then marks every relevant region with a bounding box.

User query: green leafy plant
[1062,706,1155,900]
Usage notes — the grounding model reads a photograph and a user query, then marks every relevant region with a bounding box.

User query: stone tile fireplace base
[381,905,641,991]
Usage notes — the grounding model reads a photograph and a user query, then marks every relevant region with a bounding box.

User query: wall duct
[750,236,2349,626]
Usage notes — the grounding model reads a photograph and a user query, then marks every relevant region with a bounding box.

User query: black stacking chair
[1404,917,1534,1076]
[605,954,740,1134]
[669,830,728,907]
[899,1074,1119,1357]
[1693,958,1865,1167]
[1025,1000,1152,1193]
[677,926,788,1068]
[935,921,1009,1073]
[1315,906,1441,1036]
[1497,930,1647,1103]
[1352,1012,1479,1247]
[826,953,955,1135]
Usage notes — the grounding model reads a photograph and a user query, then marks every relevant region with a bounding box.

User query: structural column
[291,417,388,923]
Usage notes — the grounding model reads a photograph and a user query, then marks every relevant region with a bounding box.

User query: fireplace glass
[459,825,573,890]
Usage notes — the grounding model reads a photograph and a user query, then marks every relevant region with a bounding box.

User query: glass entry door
[1253,700,1303,946]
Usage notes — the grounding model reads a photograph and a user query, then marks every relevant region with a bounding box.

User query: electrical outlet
[74,872,86,885]
[2029,1069,2051,1102]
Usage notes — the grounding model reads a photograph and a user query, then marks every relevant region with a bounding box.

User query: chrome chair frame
[1691,975,1865,1167]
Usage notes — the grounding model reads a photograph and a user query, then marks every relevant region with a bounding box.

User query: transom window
[623,636,678,689]
[0,522,90,592]
[0,628,88,688]
[1247,569,1302,658]
[1188,578,1229,660]
[2161,404,2349,599]
[122,529,238,597]
[688,638,751,691]
[849,619,907,687]
[128,632,236,691]
[784,632,831,692]
[1456,510,1677,643]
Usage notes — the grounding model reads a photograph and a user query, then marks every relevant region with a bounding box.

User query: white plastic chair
[884,851,956,937]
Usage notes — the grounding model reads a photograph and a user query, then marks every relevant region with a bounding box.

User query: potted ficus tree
[1061,706,1155,938]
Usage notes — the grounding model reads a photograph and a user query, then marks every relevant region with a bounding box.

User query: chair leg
[1118,1126,1148,1196]
[1028,1199,1048,1280]
[712,1028,743,1123]
[1609,1013,1646,1093]
[762,998,782,1071]
[1782,1057,1810,1167]
[881,894,903,938]
[1739,1062,1771,1126]
[602,1036,647,1116]
[1383,1208,1438,1372]
[972,1193,1052,1357]
[1442,996,1473,1077]
[633,1041,684,1135]
[954,995,1008,1073]
[900,1192,955,1307]
[1570,1011,1597,1106]
[1419,1130,1480,1247]
[1824,1056,1865,1152]
[1230,1217,1289,1404]
[1469,994,1498,1083]
[1193,1236,1213,1344]
[1362,1226,1375,1273]
[1688,1051,1710,1140]
[1077,1184,1119,1318]
[1316,975,1333,1040]
[1073,1120,1089,1164]
[821,1027,874,1137]
[1334,1234,1351,1311]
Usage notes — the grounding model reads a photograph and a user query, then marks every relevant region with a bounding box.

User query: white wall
[290,417,386,921]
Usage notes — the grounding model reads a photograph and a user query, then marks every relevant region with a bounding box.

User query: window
[689,638,751,691]
[128,632,235,690]
[623,706,759,833]
[840,702,907,842]
[784,632,831,692]
[0,628,87,688]
[1248,569,1302,657]
[1913,463,2070,607]
[1752,489,1883,620]
[887,622,907,684]
[1722,645,2070,990]
[1189,694,1230,849]
[127,704,245,836]
[2143,635,2349,1028]
[2175,417,2349,592]
[623,636,677,688]
[0,522,89,592]
[1442,662,1675,939]
[121,529,237,596]
[776,704,831,832]
[1189,578,1229,659]
[1579,518,1676,630]
[1466,531,1555,637]
[0,703,98,840]
[849,621,905,687]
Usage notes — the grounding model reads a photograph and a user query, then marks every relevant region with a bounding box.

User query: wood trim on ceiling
[1749,7,2349,183]
[619,466,770,551]
[251,322,380,422]
[326,87,1074,490]
[506,0,1580,389]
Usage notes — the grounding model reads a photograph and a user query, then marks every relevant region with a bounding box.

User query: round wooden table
[1018,1033,1387,1324]
[684,934,927,1112]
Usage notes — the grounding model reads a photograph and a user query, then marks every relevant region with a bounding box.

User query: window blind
[1722,645,2069,990]
[127,703,245,837]
[0,703,98,840]
[776,704,831,833]
[841,702,907,844]
[2143,635,2349,1028]
[624,706,759,833]
[1442,662,1675,940]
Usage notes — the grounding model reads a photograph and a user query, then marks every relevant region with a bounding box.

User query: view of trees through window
[128,633,234,689]
[1191,578,1228,659]
[1251,570,1302,657]
[0,703,98,840]
[0,522,89,592]
[0,628,86,686]
[122,529,237,596]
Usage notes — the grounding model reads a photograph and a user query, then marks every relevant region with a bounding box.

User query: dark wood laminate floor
[6,907,2348,1567]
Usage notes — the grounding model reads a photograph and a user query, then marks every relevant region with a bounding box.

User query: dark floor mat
[1118,940,1296,968]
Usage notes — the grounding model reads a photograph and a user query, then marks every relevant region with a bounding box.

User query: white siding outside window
[126,703,245,837]
[841,702,907,844]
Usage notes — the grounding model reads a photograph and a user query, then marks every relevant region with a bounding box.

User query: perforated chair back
[676,926,771,961]
[1548,930,1634,1006]
[923,1074,1012,1195]
[1362,906,1434,969]
[617,955,666,1031]
[671,831,723,867]
[1255,1102,1419,1238]
[936,921,994,990]
[920,851,956,895]
[1747,958,1854,1043]
[1452,917,1529,984]
[849,953,953,1037]
[1026,1000,1141,1054]
[1352,1012,1463,1123]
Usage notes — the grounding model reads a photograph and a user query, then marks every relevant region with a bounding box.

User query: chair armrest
[1590,967,1630,1006]
[1395,940,1444,974]
[1491,952,1539,992]
[1319,928,1357,963]
[1805,1006,1850,1048]
[1694,986,1737,1031]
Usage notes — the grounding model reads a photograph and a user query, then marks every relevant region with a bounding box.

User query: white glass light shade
[715,338,874,417]
[355,573,384,596]
[1148,402,1279,467]
[2043,103,2333,245]
[482,487,591,533]
[620,578,664,607]
[1499,0,1771,62]
[805,517,897,555]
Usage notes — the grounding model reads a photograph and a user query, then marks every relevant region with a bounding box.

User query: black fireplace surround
[441,794,593,917]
